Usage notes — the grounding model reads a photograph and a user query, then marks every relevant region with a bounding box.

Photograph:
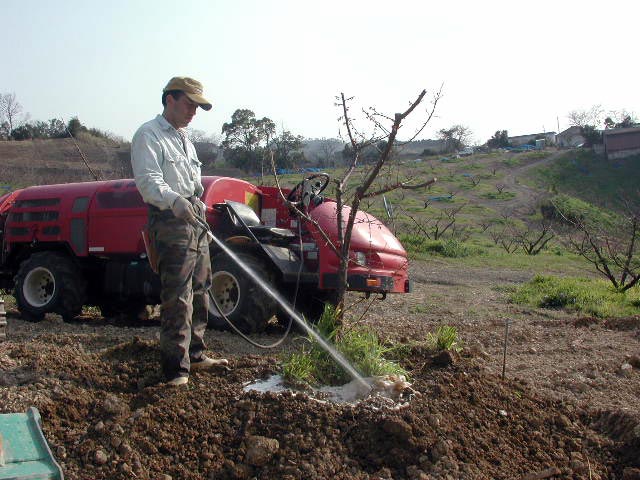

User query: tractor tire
[207,252,277,334]
[14,252,86,322]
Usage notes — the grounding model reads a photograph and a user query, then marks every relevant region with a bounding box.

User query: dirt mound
[1,335,635,479]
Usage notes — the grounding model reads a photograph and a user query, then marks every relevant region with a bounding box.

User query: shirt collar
[155,114,182,133]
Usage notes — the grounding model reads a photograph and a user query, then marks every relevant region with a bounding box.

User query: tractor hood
[309,201,406,256]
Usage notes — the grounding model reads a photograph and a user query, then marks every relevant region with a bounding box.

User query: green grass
[397,235,484,258]
[543,194,620,228]
[481,191,516,200]
[502,157,521,167]
[281,304,407,386]
[519,151,551,161]
[409,304,431,314]
[426,325,463,352]
[511,274,640,317]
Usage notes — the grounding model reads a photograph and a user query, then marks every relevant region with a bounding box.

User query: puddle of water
[243,374,415,405]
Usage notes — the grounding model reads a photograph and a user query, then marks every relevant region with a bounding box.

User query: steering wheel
[287,173,330,206]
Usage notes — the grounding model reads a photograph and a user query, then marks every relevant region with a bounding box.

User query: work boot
[166,376,188,387]
[190,355,229,370]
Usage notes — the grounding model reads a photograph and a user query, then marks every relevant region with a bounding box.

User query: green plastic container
[0,407,63,480]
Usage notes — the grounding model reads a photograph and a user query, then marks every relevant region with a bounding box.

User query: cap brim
[185,92,212,111]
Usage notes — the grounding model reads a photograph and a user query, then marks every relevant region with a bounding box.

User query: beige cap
[163,76,212,111]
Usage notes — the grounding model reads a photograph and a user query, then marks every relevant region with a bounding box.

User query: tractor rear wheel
[207,252,277,334]
[14,252,86,322]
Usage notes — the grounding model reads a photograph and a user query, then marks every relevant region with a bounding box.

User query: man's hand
[194,198,208,218]
[171,196,197,224]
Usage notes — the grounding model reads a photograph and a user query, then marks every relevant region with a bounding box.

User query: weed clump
[510,274,640,317]
[426,325,463,353]
[281,304,406,386]
[398,235,482,258]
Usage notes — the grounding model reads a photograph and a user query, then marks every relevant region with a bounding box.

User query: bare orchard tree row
[557,194,640,292]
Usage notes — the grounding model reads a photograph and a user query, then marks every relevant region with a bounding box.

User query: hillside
[0,138,246,188]
[0,136,130,187]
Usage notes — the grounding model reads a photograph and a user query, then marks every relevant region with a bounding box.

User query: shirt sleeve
[131,129,180,210]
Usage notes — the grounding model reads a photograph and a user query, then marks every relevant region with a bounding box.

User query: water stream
[206,229,371,393]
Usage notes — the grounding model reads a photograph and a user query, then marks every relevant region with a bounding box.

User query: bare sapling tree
[268,88,441,317]
[560,195,640,291]
[513,218,555,255]
[479,221,493,233]
[489,226,519,253]
[330,89,441,308]
[0,92,24,135]
[468,175,481,187]
[450,224,473,242]
[406,204,465,241]
[489,211,519,253]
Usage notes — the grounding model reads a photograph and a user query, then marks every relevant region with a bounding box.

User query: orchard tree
[328,90,441,306]
[269,89,441,312]
[560,194,640,291]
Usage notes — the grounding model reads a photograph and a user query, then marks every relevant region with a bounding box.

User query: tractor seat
[225,201,296,245]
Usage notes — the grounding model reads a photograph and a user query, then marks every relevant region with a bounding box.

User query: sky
[3,0,639,145]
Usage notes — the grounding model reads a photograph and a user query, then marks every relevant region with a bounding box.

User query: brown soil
[1,260,640,479]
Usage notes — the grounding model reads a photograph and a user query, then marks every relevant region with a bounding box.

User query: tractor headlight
[354,251,367,267]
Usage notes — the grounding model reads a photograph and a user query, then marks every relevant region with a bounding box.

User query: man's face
[166,93,198,129]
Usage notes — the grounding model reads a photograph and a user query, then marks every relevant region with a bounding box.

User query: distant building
[556,126,585,148]
[603,127,640,160]
[508,131,556,147]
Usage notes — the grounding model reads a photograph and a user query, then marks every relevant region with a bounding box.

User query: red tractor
[0,174,410,333]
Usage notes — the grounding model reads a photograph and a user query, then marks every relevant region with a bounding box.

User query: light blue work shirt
[131,114,204,210]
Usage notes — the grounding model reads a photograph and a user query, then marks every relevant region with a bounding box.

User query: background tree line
[220,108,306,172]
[0,92,121,142]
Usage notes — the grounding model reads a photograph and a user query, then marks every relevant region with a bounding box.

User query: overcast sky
[3,0,638,145]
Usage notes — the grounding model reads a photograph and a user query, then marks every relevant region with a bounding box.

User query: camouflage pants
[148,199,211,380]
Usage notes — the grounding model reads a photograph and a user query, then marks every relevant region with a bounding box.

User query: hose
[193,214,306,350]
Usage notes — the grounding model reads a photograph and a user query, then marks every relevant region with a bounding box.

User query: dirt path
[501,150,565,212]
[457,150,564,216]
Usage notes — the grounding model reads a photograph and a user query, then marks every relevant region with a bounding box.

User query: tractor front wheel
[207,252,277,334]
[14,252,86,322]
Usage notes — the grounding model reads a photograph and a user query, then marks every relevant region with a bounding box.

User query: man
[131,76,227,386]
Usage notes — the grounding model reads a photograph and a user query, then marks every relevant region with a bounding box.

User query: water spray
[193,216,371,392]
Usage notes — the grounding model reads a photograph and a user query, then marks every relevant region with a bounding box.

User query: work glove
[194,198,208,218]
[171,196,197,225]
[192,198,214,244]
